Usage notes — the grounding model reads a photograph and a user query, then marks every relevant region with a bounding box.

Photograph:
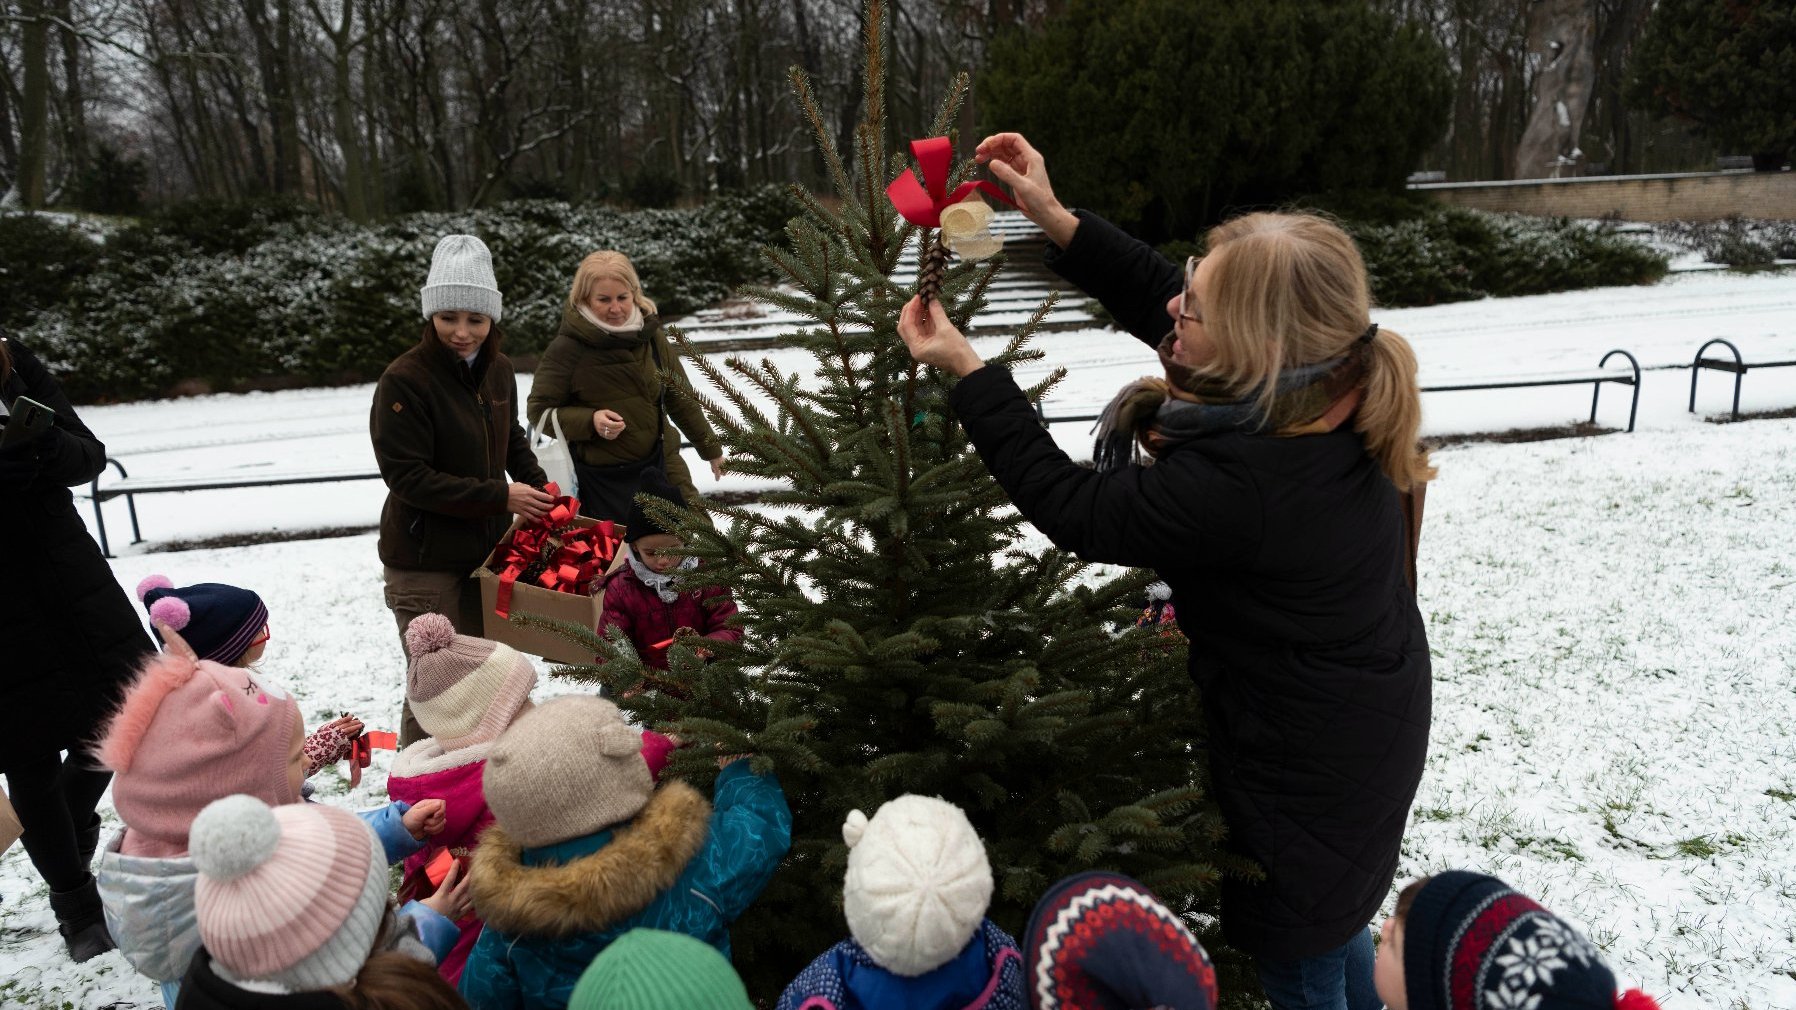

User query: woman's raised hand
[593,408,627,440]
[897,297,985,378]
[975,132,1078,247]
[508,482,554,521]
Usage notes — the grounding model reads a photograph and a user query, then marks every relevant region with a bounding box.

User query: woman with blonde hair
[527,251,725,520]
[898,133,1433,1010]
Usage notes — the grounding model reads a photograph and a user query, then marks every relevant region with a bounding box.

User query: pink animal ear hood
[97,650,304,857]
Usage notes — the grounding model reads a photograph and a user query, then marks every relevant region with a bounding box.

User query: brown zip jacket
[372,325,548,572]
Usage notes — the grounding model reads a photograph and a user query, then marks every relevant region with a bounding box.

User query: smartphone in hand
[0,396,54,449]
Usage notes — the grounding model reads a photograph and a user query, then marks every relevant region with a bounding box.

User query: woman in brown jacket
[526,251,725,521]
[371,234,552,744]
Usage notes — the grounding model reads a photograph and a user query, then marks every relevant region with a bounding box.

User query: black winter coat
[0,336,153,773]
[948,213,1431,960]
[175,948,348,1009]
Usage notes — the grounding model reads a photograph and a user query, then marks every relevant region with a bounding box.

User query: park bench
[87,435,707,556]
[85,460,383,557]
[1687,338,1796,421]
[1033,349,1643,435]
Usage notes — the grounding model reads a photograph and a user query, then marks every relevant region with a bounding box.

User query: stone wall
[1411,171,1796,221]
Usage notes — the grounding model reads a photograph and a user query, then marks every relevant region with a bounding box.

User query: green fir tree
[535,0,1246,997]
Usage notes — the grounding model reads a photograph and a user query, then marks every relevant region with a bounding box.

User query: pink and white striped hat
[189,795,389,991]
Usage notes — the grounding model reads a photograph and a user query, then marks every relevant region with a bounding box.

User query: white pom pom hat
[842,795,994,977]
[189,794,390,991]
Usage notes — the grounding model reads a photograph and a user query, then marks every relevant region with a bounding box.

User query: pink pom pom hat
[136,575,269,665]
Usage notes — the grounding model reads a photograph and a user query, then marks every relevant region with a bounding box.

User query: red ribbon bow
[887,137,1015,229]
[493,484,616,620]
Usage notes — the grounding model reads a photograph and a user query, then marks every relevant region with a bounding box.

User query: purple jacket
[598,563,741,671]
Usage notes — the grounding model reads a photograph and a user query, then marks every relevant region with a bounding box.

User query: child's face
[1375,915,1408,1010]
[234,624,271,667]
[634,533,685,574]
[286,708,307,797]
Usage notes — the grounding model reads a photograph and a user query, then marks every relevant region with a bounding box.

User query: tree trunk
[18,0,50,207]
[1513,0,1598,179]
[55,0,87,188]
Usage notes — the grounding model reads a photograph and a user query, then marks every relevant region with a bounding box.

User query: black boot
[76,813,103,870]
[47,875,115,963]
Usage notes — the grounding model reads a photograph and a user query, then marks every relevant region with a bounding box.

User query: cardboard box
[475,515,625,665]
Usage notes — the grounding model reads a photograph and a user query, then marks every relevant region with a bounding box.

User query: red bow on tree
[887,137,1016,312]
[887,137,1013,229]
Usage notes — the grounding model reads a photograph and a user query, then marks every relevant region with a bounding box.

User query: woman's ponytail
[1354,326,1434,492]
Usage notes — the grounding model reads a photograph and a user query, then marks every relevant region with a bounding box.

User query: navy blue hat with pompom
[1025,871,1217,1010]
[135,575,268,665]
[1404,871,1661,1010]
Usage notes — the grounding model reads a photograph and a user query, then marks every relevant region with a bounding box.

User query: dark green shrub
[72,143,149,216]
[1658,218,1789,268]
[1348,206,1669,307]
[980,0,1451,243]
[139,195,322,256]
[25,188,798,401]
[0,213,102,331]
[624,167,681,209]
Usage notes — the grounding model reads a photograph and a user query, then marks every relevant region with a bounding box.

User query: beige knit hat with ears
[842,794,994,977]
[483,695,653,848]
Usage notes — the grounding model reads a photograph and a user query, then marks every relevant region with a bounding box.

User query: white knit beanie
[421,234,503,323]
[189,794,390,993]
[842,795,993,977]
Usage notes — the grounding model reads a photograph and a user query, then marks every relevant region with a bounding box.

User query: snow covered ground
[3,263,1794,1008]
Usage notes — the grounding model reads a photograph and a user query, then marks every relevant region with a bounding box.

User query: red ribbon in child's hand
[345,731,397,789]
[423,848,456,889]
[887,137,1015,229]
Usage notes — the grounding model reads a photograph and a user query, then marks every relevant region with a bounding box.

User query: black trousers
[5,751,112,891]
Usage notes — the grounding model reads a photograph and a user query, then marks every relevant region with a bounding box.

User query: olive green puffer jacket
[526,306,721,478]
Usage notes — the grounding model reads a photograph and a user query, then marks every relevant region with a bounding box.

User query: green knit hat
[569,930,753,1010]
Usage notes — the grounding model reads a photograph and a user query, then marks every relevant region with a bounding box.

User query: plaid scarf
[1092,326,1375,471]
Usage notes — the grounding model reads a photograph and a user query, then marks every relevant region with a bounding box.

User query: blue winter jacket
[458,762,791,1010]
[777,919,1026,1010]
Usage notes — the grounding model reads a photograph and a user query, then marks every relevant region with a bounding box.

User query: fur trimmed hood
[468,780,710,937]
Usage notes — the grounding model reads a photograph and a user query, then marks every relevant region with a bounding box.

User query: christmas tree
[537,0,1243,996]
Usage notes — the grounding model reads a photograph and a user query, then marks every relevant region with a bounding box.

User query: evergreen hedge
[8,186,801,403]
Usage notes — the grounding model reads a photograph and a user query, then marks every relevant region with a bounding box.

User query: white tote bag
[530,410,579,497]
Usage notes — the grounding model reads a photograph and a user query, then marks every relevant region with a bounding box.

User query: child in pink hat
[388,613,677,985]
[178,793,471,1010]
[134,574,367,781]
[94,625,452,1008]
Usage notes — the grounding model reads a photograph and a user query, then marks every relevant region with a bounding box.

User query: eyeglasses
[249,625,271,648]
[1177,255,1204,326]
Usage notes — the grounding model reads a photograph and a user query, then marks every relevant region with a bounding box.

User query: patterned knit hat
[190,795,389,992]
[1025,871,1217,1010]
[98,650,303,856]
[625,466,687,543]
[568,929,753,1010]
[405,613,537,751]
[842,794,993,977]
[421,234,503,323]
[136,575,268,665]
[483,695,654,848]
[1403,872,1661,1010]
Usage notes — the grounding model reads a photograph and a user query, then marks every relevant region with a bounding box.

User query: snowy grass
[5,415,1795,1008]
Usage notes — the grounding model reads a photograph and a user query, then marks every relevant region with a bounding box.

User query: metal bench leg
[1690,338,1745,420]
[127,492,143,545]
[1594,350,1641,433]
[90,478,112,558]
